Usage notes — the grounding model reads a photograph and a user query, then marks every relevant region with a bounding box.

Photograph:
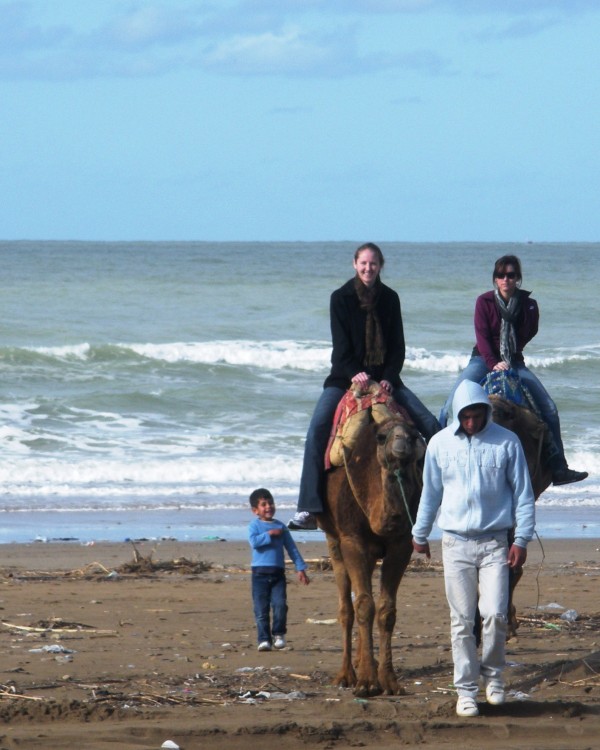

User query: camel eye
[376,432,387,445]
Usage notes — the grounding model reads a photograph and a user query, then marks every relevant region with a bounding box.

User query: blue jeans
[252,569,287,644]
[439,356,566,468]
[298,384,439,513]
[442,533,509,697]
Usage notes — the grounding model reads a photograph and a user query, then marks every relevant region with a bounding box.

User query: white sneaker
[273,636,286,649]
[257,641,272,652]
[287,512,318,531]
[456,696,479,717]
[485,683,505,705]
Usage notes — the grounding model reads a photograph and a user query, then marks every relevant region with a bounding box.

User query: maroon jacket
[472,290,539,370]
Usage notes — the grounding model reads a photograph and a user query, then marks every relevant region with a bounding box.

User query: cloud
[202,26,332,75]
[94,5,202,49]
[473,17,559,41]
[201,25,451,77]
[2,0,587,81]
[0,1,70,54]
[236,0,595,14]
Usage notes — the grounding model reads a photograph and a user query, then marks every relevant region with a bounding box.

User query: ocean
[1,241,598,544]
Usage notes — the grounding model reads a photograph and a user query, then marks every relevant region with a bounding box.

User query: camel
[489,394,552,500]
[489,394,552,637]
[317,409,425,697]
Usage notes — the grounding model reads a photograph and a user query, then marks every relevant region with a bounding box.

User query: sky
[2,0,600,242]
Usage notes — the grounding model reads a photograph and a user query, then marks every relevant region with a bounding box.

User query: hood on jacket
[451,380,492,430]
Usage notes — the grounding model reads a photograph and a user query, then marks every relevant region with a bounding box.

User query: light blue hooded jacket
[412,380,535,548]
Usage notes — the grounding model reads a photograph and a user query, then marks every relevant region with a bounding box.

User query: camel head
[375,417,425,472]
[366,417,425,537]
[490,395,519,431]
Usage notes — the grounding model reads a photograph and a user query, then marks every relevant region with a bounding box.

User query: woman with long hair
[288,242,439,530]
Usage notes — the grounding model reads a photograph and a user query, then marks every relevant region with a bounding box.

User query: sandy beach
[0,537,598,750]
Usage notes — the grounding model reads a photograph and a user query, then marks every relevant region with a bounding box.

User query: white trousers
[442,532,509,698]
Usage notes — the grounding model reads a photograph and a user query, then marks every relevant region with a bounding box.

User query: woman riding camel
[288,242,440,530]
[439,254,587,487]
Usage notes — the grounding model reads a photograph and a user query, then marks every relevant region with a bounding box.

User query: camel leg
[327,537,357,688]
[338,538,379,697]
[507,565,523,639]
[376,541,412,695]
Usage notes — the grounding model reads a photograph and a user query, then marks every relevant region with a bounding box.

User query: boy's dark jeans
[252,568,288,644]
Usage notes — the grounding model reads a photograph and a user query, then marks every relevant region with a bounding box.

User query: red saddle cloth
[324,384,411,470]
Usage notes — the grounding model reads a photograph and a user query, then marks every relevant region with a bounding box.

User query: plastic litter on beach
[161,742,180,750]
[28,644,76,654]
[306,618,337,625]
[508,690,530,701]
[238,689,306,703]
[560,608,579,622]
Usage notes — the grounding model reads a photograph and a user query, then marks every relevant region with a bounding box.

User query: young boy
[248,488,310,652]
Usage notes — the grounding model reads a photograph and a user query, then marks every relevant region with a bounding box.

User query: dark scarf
[354,275,386,368]
[494,288,524,366]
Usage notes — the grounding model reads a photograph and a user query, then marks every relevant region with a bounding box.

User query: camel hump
[326,380,412,468]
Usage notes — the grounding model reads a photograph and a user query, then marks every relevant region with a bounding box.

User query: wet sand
[0,537,598,749]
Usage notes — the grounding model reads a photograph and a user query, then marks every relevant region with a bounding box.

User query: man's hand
[412,539,431,559]
[508,544,527,568]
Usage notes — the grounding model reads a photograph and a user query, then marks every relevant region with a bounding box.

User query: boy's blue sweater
[248,517,307,571]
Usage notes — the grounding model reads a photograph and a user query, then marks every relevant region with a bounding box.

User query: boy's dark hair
[249,487,274,508]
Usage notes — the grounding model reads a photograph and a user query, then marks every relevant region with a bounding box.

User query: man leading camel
[412,380,535,718]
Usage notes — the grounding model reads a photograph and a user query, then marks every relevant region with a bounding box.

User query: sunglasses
[496,272,517,280]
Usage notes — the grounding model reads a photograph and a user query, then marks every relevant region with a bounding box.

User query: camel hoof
[354,682,382,698]
[333,670,356,689]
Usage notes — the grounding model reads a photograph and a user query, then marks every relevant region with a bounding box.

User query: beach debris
[114,543,212,575]
[1,618,116,636]
[235,666,266,673]
[28,644,76,654]
[302,556,333,571]
[508,690,530,701]
[161,742,180,750]
[238,689,306,702]
[541,602,565,610]
[560,608,579,622]
[306,618,337,625]
[0,684,45,701]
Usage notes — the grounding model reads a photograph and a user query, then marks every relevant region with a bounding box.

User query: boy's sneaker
[485,682,505,705]
[287,512,318,531]
[456,696,479,717]
[273,636,286,649]
[257,641,272,652]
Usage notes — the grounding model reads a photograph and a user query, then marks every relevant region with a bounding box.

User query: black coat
[323,278,406,390]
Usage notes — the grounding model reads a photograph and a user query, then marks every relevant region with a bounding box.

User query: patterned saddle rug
[325,381,412,469]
